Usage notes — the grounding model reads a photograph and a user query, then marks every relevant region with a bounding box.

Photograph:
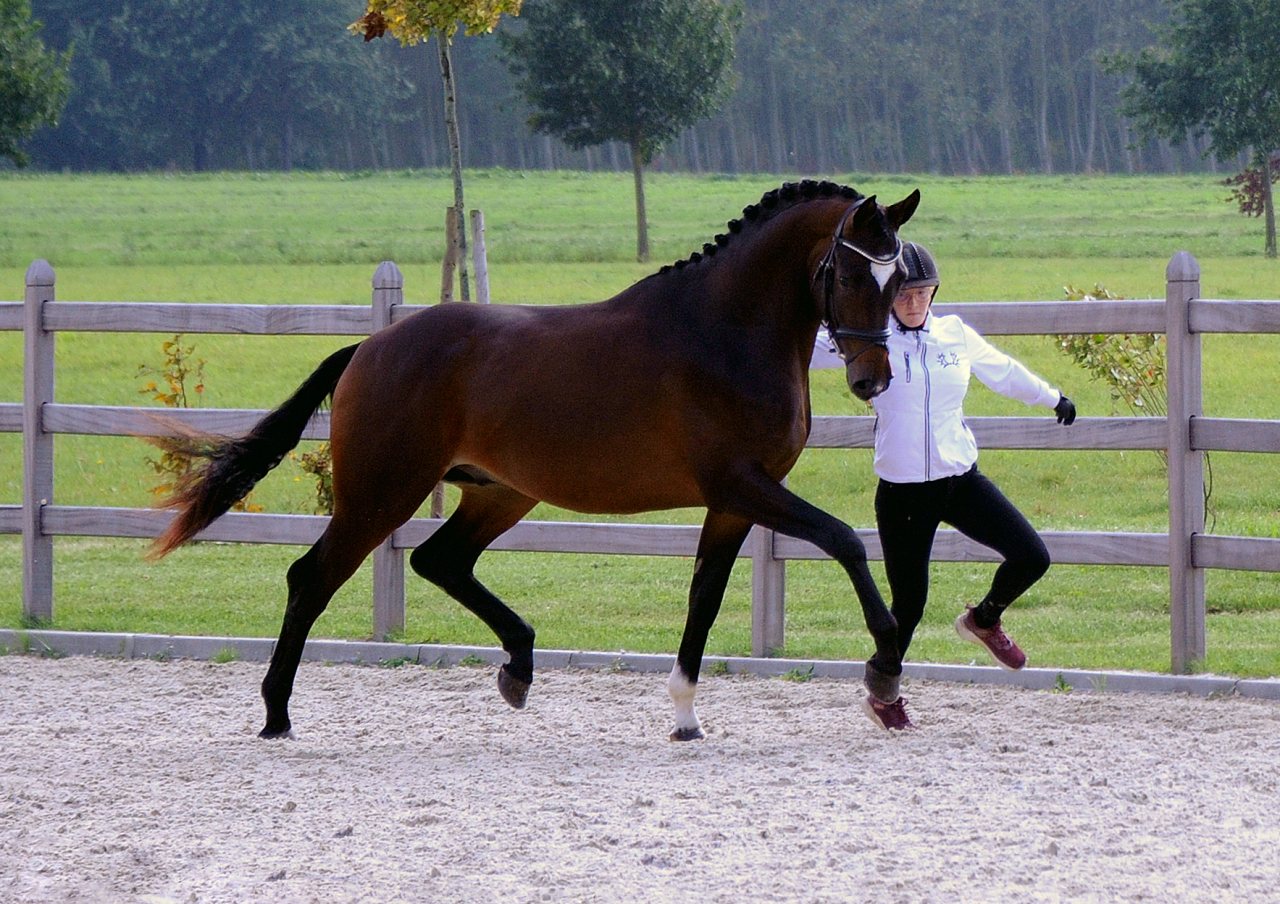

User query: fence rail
[4,255,1280,672]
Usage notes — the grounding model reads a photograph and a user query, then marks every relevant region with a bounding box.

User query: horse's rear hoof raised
[669,725,705,742]
[497,665,531,709]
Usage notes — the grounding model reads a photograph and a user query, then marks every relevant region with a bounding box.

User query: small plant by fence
[3,253,1279,673]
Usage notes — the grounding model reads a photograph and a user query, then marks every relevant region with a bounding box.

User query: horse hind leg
[260,519,392,738]
[260,464,436,738]
[668,512,754,741]
[409,481,538,708]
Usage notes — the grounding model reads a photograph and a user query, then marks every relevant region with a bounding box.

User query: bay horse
[150,180,920,740]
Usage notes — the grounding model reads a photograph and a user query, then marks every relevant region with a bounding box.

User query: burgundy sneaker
[861,694,915,731]
[955,606,1026,670]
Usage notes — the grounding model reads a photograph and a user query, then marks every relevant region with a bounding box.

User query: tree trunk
[437,35,470,301]
[283,118,294,172]
[1263,152,1278,259]
[1034,39,1053,174]
[631,140,650,263]
[193,126,208,172]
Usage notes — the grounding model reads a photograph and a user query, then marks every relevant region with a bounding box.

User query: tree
[500,0,740,262]
[1111,0,1280,256]
[0,0,69,166]
[352,0,523,299]
[28,0,413,172]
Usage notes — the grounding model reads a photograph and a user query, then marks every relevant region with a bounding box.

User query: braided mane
[658,180,863,275]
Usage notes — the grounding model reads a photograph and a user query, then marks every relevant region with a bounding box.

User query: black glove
[1055,395,1077,425]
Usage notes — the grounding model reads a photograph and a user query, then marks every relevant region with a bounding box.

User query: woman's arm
[962,322,1061,408]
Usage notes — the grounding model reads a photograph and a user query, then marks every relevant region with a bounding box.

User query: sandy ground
[2,655,1279,904]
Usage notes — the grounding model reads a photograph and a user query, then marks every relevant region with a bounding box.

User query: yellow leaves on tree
[351,0,522,45]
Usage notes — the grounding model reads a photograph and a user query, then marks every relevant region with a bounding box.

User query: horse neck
[702,200,845,337]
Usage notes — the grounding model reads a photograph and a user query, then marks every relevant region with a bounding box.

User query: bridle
[812,199,904,363]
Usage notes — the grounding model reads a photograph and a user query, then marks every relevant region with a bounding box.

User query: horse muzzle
[846,354,891,401]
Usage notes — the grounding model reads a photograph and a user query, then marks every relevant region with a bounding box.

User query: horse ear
[850,194,878,229]
[885,189,921,229]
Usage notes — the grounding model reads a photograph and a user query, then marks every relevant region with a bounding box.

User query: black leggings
[868,466,1049,673]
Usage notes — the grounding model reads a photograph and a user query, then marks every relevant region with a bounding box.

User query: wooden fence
[3,253,1279,672]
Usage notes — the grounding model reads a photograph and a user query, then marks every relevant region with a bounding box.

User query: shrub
[137,335,260,511]
[292,443,335,515]
[1055,284,1166,467]
[1055,284,1167,419]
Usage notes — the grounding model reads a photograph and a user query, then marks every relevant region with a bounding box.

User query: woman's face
[892,286,935,328]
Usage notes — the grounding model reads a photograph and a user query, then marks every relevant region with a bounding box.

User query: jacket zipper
[919,335,931,481]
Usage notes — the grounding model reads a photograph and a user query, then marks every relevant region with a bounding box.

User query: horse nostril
[849,376,889,401]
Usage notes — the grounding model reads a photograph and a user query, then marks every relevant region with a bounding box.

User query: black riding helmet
[892,241,939,332]
[900,241,939,291]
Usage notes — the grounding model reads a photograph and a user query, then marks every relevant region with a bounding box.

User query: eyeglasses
[895,288,934,306]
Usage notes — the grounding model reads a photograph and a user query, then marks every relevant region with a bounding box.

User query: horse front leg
[669,512,754,741]
[708,469,902,703]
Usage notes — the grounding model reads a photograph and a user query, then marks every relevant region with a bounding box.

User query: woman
[861,242,1077,731]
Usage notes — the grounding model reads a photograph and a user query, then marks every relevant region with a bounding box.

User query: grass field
[2,169,1278,677]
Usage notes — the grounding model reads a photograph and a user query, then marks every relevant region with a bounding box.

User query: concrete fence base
[3,628,1277,701]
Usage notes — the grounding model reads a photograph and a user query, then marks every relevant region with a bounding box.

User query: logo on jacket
[936,352,961,368]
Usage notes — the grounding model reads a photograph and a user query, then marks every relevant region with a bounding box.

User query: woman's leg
[872,479,944,668]
[944,468,1050,627]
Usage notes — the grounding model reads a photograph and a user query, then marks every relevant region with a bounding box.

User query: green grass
[2,170,1279,677]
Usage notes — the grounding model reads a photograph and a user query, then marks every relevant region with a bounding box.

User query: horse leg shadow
[410,482,538,708]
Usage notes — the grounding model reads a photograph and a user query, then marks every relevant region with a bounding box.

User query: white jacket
[870,311,1061,483]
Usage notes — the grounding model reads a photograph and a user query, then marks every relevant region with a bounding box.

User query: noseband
[812,199,903,363]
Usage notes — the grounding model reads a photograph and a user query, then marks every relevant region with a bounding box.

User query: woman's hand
[1055,395,1077,425]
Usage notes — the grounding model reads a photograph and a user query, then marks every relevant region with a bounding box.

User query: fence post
[441,207,459,304]
[470,209,490,305]
[751,524,785,657]
[1166,251,1205,673]
[371,261,406,640]
[22,260,55,623]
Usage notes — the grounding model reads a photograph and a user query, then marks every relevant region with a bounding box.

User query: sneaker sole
[954,615,1025,671]
[860,695,915,731]
[860,695,890,731]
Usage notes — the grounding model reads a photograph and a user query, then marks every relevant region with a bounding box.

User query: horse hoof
[258,724,295,740]
[669,725,705,742]
[497,666,530,710]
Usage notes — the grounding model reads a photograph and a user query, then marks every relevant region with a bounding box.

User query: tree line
[20,0,1242,175]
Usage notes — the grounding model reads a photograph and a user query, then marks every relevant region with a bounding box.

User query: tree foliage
[500,0,739,259]
[1224,152,1280,216]
[1115,0,1280,159]
[350,0,521,43]
[500,0,739,166]
[21,0,1243,178]
[351,0,522,299]
[29,0,414,171]
[0,0,69,166]
[1110,0,1280,255]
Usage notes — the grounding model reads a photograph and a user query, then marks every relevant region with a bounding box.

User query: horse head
[814,189,920,400]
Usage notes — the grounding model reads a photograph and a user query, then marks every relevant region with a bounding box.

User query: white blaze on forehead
[871,261,897,291]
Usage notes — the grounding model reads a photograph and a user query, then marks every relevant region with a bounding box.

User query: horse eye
[838,276,850,288]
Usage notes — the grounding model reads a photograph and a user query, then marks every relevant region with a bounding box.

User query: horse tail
[147,342,362,560]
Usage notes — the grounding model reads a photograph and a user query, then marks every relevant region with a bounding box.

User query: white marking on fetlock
[667,664,702,739]
[871,261,897,291]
